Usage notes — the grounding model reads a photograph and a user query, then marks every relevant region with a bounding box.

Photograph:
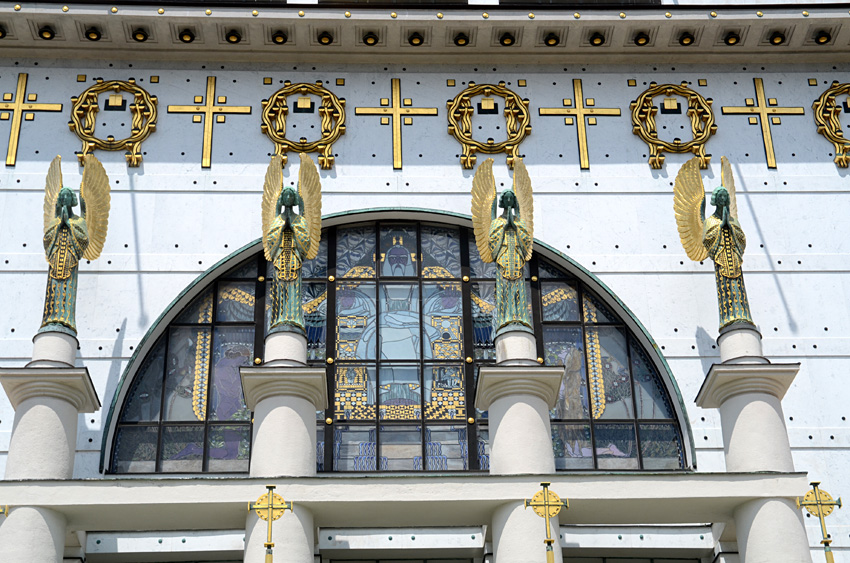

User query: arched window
[105,214,692,474]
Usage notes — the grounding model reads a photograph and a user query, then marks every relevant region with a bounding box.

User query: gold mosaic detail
[582,303,605,420]
[812,81,850,167]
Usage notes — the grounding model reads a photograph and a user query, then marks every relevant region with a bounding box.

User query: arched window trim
[100,208,696,473]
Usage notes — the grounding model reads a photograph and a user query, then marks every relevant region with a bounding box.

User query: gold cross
[798,482,842,563]
[721,77,805,169]
[538,79,621,170]
[167,76,252,168]
[0,505,8,516]
[248,485,292,563]
[0,73,63,166]
[355,78,438,169]
[525,482,568,563]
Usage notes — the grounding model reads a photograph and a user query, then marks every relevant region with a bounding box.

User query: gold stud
[537,357,544,364]
[619,12,626,18]
[465,357,473,364]
[298,10,305,16]
[531,275,538,282]
[574,12,580,19]
[254,357,262,365]
[467,417,475,424]
[14,4,21,10]
[802,10,809,17]
[326,357,334,364]
[157,8,164,14]
[325,417,333,425]
[436,12,443,19]
[665,12,672,18]
[62,5,69,11]
[756,11,763,17]
[344,11,351,17]
[391,11,397,18]
[462,275,470,282]
[252,10,258,16]
[205,9,211,15]
[258,276,265,282]
[709,11,717,17]
[528,12,534,19]
[328,275,335,282]
[111,6,117,13]
[482,12,488,19]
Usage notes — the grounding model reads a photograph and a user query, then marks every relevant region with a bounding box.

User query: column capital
[695,363,800,409]
[475,365,564,410]
[0,367,100,412]
[240,366,328,410]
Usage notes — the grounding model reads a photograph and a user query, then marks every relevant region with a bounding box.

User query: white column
[734,498,811,563]
[245,504,315,563]
[491,501,563,563]
[0,506,67,563]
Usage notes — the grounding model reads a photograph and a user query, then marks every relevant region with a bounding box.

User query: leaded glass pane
[583,291,619,323]
[334,366,376,420]
[552,423,593,469]
[424,282,463,360]
[421,225,461,278]
[207,425,250,471]
[317,424,325,472]
[471,282,495,360]
[302,235,328,279]
[631,338,674,419]
[639,423,684,470]
[477,426,490,470]
[112,426,157,473]
[336,282,376,360]
[380,225,418,277]
[381,425,422,470]
[379,365,421,420]
[216,281,255,323]
[160,426,204,472]
[595,423,639,470]
[337,225,376,278]
[426,425,468,470]
[585,327,633,420]
[538,259,566,279]
[379,283,420,359]
[224,258,257,279]
[304,282,327,361]
[543,327,589,419]
[163,327,211,422]
[333,425,380,471]
[424,364,465,420]
[468,237,497,279]
[541,281,579,322]
[209,327,253,421]
[121,337,165,422]
[175,288,213,324]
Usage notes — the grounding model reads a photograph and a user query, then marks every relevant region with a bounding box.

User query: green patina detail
[101,207,696,472]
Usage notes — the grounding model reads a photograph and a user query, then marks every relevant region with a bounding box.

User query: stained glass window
[112,221,686,473]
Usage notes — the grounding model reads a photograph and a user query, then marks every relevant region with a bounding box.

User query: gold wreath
[812,81,850,168]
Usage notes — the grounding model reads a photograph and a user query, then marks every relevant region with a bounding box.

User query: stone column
[0,331,101,563]
[478,331,564,563]
[241,331,327,562]
[696,325,811,563]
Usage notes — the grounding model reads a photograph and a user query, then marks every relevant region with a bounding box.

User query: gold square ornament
[336,78,345,86]
[698,79,708,87]
[2,93,12,101]
[194,96,203,104]
[447,79,456,87]
[518,79,527,87]
[0,112,9,120]
[663,98,678,110]
[768,98,777,106]
[481,98,495,110]
[808,78,818,86]
[217,96,227,104]
[748,117,758,124]
[263,77,272,85]
[403,98,412,106]
[745,98,755,106]
[150,76,159,84]
[216,115,226,123]
[564,117,574,125]
[193,115,202,123]
[24,113,34,121]
[77,74,87,82]
[403,117,412,125]
[627,79,637,87]
[771,116,781,125]
[585,98,595,107]
[563,99,573,107]
[380,117,389,125]
[296,97,312,109]
[587,117,597,125]
[27,93,37,102]
[380,98,389,106]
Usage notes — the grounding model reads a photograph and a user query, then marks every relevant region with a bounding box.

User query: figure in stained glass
[262,153,322,336]
[40,154,111,335]
[471,158,534,337]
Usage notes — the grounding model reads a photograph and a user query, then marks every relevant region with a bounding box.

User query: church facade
[0,1,848,561]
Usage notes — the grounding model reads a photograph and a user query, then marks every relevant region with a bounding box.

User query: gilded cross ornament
[721,78,805,169]
[525,482,568,563]
[674,156,753,331]
[798,482,842,563]
[812,81,850,167]
[538,79,621,170]
[261,81,346,169]
[0,505,8,516]
[448,82,531,169]
[630,82,716,169]
[1,73,63,166]
[40,154,111,336]
[167,76,252,168]
[249,485,293,563]
[69,78,158,167]
[471,157,533,338]
[355,78,438,169]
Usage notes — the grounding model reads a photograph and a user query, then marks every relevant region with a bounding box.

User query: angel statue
[40,154,111,335]
[674,156,753,330]
[262,153,322,336]
[471,157,534,338]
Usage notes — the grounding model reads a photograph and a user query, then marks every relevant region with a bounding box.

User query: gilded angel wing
[721,156,739,220]
[673,156,709,262]
[261,155,284,261]
[512,157,534,261]
[80,154,111,261]
[297,152,322,260]
[471,158,497,263]
[43,155,63,234]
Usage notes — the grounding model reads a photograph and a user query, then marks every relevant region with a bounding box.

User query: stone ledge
[0,367,100,412]
[240,366,328,410]
[695,363,801,409]
[475,365,564,410]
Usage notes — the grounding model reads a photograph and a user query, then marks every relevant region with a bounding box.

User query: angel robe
[489,215,533,336]
[703,214,753,329]
[42,215,89,332]
[266,212,312,335]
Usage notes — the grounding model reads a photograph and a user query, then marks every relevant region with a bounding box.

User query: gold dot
[467,417,475,424]
[157,7,164,13]
[298,10,305,16]
[709,11,717,17]
[328,275,335,282]
[665,12,672,18]
[528,12,534,19]
[436,12,443,19]
[252,9,258,16]
[574,12,580,19]
[326,357,334,364]
[325,417,333,425]
[62,5,69,11]
[111,6,117,13]
[802,10,809,17]
[390,11,397,18]
[205,9,211,15]
[254,357,262,365]
[465,357,473,364]
[258,276,265,282]
[462,275,470,282]
[531,276,538,282]
[344,11,351,17]
[482,12,488,18]
[619,12,626,18]
[537,357,544,364]
[14,4,21,10]
[756,11,763,17]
